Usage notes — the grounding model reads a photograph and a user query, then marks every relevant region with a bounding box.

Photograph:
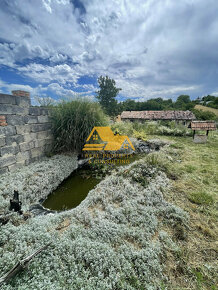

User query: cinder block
[0,145,19,157]
[6,115,24,125]
[6,135,24,145]
[16,125,31,134]
[19,141,35,152]
[0,155,16,167]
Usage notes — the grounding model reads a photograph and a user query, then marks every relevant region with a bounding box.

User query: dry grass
[195,105,218,117]
[149,132,218,289]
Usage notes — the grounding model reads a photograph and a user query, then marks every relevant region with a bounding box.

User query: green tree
[96,76,121,116]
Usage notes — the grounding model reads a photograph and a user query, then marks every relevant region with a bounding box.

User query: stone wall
[193,134,208,143]
[0,91,53,174]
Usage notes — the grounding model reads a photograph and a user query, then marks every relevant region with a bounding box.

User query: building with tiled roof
[120,110,196,125]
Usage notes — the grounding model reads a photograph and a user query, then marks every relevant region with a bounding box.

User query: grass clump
[188,191,214,205]
[50,99,108,152]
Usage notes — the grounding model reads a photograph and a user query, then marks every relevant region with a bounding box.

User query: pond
[42,153,145,211]
[42,168,100,211]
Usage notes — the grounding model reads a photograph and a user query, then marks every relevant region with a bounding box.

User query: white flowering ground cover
[0,154,78,212]
[0,154,188,290]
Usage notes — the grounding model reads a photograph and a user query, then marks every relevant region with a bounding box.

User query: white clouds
[0,0,218,99]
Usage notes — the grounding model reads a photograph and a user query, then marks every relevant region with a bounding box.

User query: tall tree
[96,76,121,116]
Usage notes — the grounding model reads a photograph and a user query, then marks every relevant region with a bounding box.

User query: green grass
[188,191,214,205]
[153,133,218,289]
[121,125,218,289]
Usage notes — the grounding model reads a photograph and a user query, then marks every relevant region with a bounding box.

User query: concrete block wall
[0,91,53,174]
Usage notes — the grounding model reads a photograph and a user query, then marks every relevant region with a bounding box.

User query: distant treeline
[117,95,218,121]
[118,95,218,111]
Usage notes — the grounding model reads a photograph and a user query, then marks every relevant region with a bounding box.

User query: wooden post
[193,130,195,139]
[9,190,22,214]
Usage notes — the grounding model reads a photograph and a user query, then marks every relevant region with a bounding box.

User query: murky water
[43,154,145,211]
[42,169,100,211]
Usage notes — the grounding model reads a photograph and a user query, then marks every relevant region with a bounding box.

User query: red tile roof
[191,121,216,130]
[121,110,196,120]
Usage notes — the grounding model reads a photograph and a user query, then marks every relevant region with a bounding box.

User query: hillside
[195,104,218,117]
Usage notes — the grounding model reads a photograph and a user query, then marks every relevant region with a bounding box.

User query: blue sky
[0,0,218,104]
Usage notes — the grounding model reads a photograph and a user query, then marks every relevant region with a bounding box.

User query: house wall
[0,92,53,175]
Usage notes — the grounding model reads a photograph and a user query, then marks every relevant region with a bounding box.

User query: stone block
[29,107,41,115]
[6,115,24,125]
[35,138,52,148]
[0,166,9,175]
[31,123,52,133]
[23,132,37,142]
[24,115,38,124]
[0,125,16,136]
[16,125,31,134]
[37,130,49,139]
[16,151,30,162]
[6,134,24,146]
[37,115,49,123]
[0,104,28,115]
[15,96,31,107]
[0,155,16,167]
[0,136,6,147]
[8,161,25,172]
[0,145,19,157]
[40,108,50,115]
[30,147,44,158]
[0,94,16,104]
[193,135,208,143]
[19,141,35,152]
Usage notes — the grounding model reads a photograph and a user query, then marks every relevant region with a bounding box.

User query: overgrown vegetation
[112,120,192,137]
[150,133,218,289]
[192,107,218,121]
[50,99,108,152]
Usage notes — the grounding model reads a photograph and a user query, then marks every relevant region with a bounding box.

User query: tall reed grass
[50,99,108,152]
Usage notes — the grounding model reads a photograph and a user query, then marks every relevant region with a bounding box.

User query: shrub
[192,109,217,121]
[50,99,108,152]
